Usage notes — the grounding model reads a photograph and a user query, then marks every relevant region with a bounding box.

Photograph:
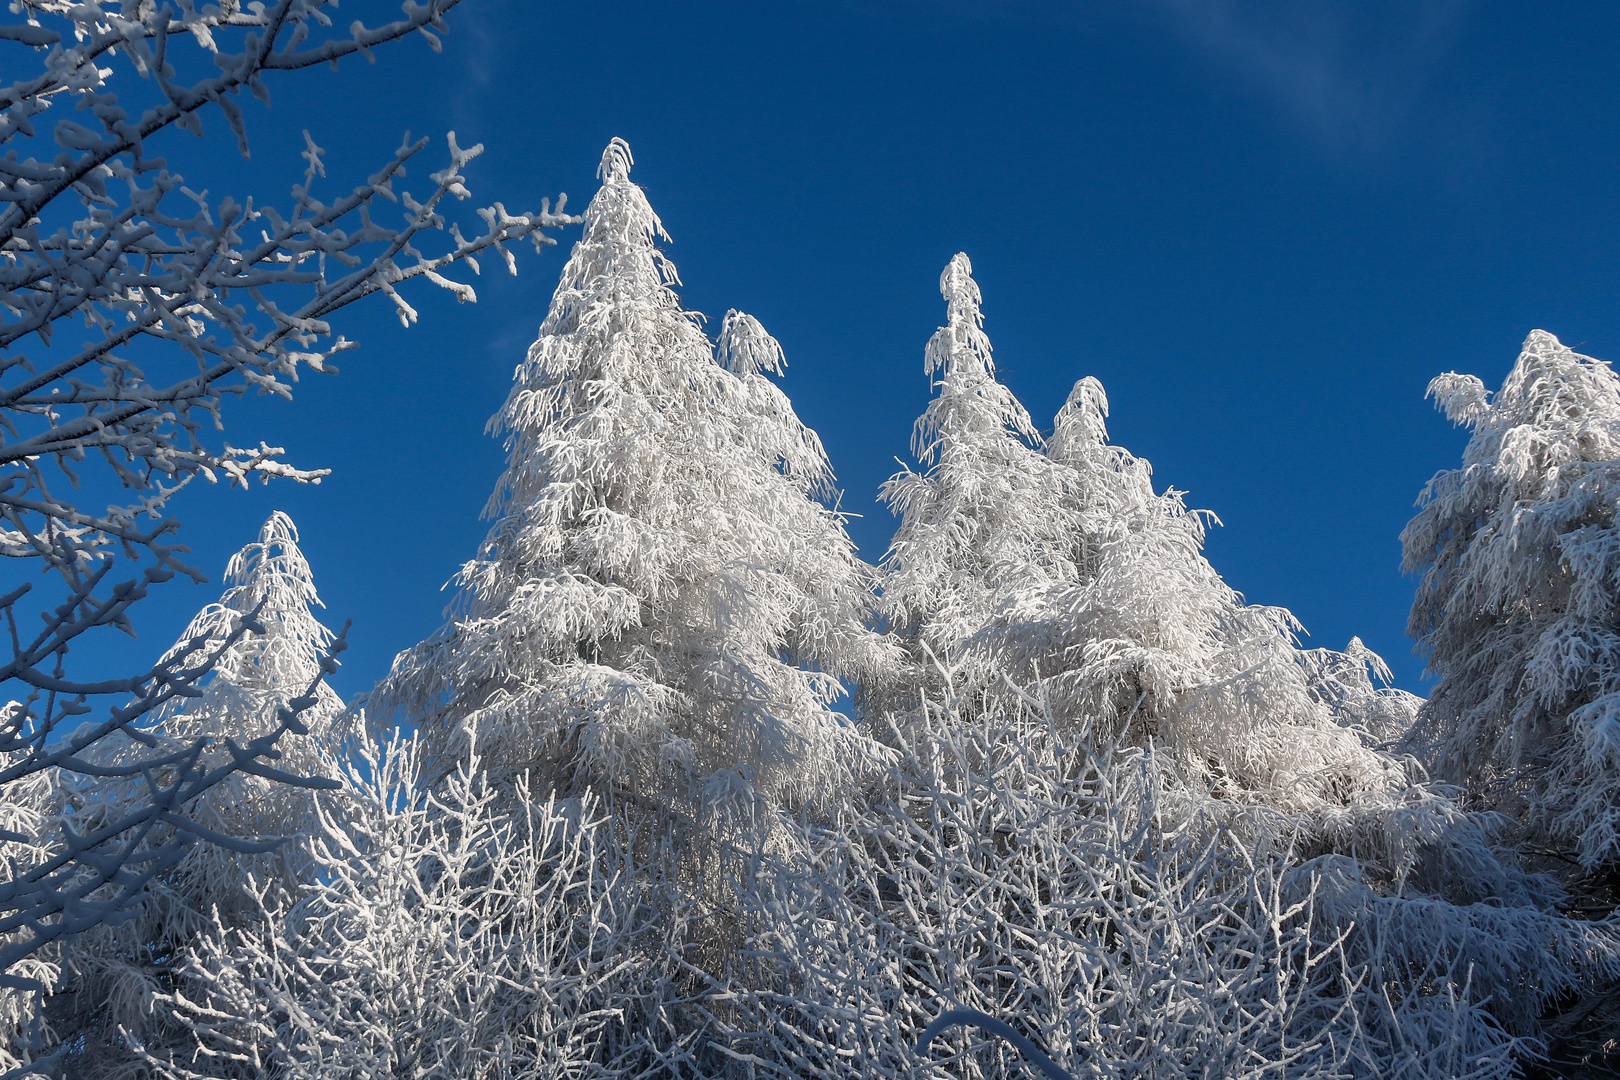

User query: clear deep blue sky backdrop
[78,0,1620,699]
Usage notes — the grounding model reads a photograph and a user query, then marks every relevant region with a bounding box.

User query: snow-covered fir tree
[1406,330,1620,875]
[1403,330,1620,1073]
[51,512,345,1073]
[883,256,1419,820]
[988,371,1422,821]
[878,253,1072,676]
[374,139,896,825]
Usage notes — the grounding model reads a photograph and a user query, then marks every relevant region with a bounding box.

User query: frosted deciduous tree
[1405,330,1620,874]
[0,0,577,988]
[376,139,895,825]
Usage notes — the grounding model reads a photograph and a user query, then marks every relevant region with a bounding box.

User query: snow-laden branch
[0,0,579,1018]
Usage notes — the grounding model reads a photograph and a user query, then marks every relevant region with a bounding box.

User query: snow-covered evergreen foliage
[24,133,1620,1080]
[1406,330,1620,873]
[887,256,1421,821]
[47,513,346,1075]
[374,139,896,820]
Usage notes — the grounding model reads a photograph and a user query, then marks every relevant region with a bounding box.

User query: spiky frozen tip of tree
[878,253,1073,675]
[1405,329,1620,874]
[0,0,578,998]
[375,139,897,823]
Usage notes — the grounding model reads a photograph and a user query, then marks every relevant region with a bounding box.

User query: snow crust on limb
[47,513,346,1075]
[374,139,898,818]
[138,733,646,1080]
[1405,330,1620,871]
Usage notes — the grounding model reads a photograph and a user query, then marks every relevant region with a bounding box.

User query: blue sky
[75,0,1620,699]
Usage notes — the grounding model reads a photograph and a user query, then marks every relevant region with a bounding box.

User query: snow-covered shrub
[699,689,1617,1080]
[374,140,897,824]
[139,731,649,1080]
[1405,330,1620,873]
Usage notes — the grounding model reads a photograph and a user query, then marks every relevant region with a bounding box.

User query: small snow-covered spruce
[46,512,347,1074]
[374,139,896,829]
[1405,330,1620,874]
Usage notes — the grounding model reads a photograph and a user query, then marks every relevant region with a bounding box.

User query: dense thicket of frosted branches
[374,140,897,824]
[142,734,650,1080]
[706,697,1615,1080]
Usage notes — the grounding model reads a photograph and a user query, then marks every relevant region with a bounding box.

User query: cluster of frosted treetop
[10,138,1620,1080]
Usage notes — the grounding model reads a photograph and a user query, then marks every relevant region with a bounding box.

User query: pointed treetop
[717,309,786,376]
[598,137,634,183]
[926,253,994,379]
[222,510,323,612]
[1052,376,1110,447]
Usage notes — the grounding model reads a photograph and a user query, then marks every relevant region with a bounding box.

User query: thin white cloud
[1143,0,1471,158]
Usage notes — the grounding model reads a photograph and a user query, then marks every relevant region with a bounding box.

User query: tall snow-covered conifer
[376,139,895,818]
[1406,330,1620,873]
[879,254,1071,671]
[985,375,1423,818]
